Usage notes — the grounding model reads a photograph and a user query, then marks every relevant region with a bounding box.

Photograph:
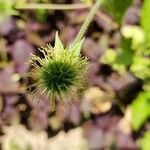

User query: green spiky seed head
[29,32,88,111]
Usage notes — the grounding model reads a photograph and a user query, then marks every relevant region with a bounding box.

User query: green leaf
[139,131,150,150]
[115,38,133,66]
[141,0,150,45]
[100,38,133,71]
[101,49,117,65]
[70,38,84,56]
[0,0,19,17]
[121,25,145,49]
[131,57,150,80]
[102,0,132,23]
[54,32,64,51]
[131,92,150,131]
[35,9,48,23]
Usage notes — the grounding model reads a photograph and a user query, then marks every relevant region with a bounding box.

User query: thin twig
[15,3,90,10]
[71,0,103,47]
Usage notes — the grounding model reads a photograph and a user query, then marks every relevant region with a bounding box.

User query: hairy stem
[15,3,90,10]
[50,94,55,112]
[72,0,103,47]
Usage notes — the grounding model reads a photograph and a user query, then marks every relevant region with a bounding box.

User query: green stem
[15,3,90,10]
[72,0,103,47]
[50,94,55,112]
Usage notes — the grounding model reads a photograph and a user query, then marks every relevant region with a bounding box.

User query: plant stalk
[15,3,90,10]
[50,94,55,112]
[72,0,103,47]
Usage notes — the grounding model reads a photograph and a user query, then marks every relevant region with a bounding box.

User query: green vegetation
[101,0,150,148]
[0,0,149,149]
[139,131,150,150]
[102,0,133,23]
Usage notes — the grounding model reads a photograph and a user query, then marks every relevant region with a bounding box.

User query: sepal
[54,31,64,51]
[69,38,85,56]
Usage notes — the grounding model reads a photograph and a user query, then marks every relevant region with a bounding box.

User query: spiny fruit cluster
[29,32,88,111]
[29,0,103,111]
